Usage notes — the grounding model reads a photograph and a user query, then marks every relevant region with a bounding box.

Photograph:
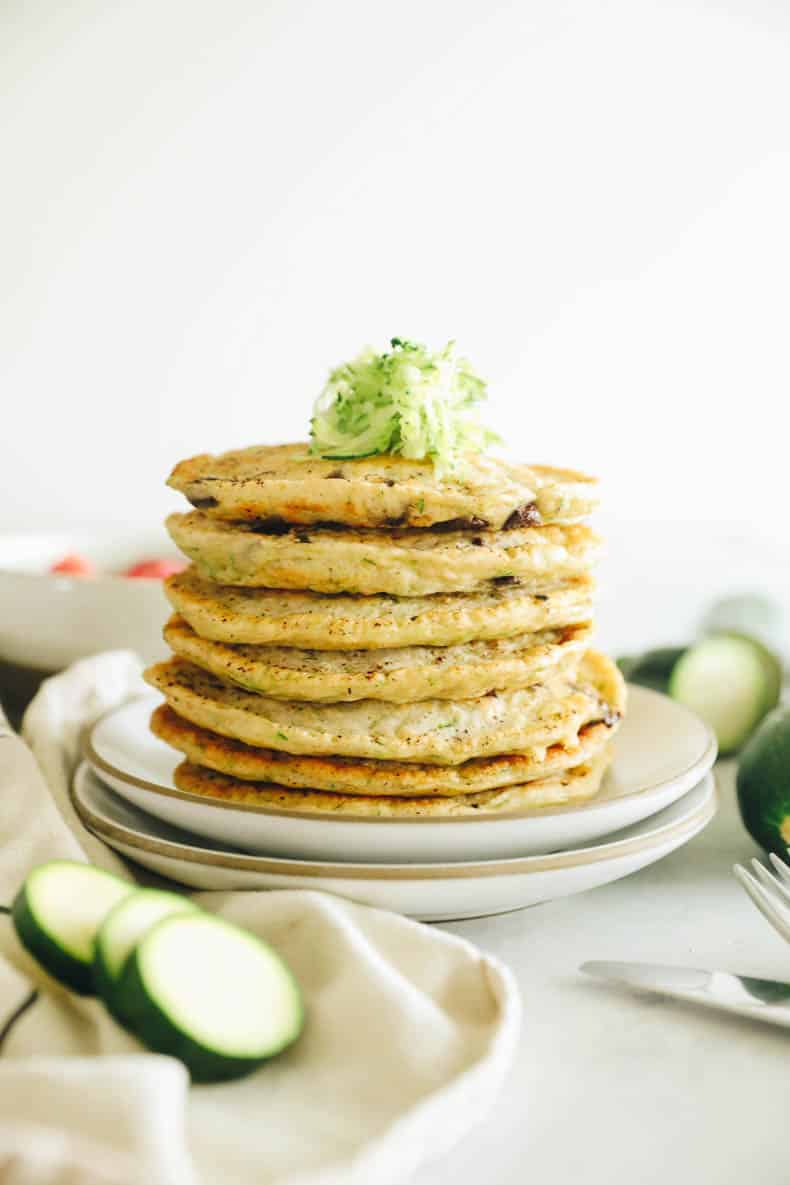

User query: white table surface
[415,762,789,1185]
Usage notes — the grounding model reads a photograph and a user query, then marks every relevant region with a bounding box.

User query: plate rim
[72,762,717,881]
[84,687,718,826]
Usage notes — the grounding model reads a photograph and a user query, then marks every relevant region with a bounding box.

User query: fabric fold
[0,655,520,1185]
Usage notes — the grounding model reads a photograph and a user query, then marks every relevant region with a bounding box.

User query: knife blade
[581,960,790,1029]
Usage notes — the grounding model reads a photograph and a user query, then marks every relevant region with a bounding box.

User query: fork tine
[734,864,790,944]
[750,858,790,907]
[768,852,790,887]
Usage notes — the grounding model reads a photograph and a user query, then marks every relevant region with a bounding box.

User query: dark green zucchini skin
[93,891,199,1028]
[114,947,303,1083]
[12,885,95,995]
[11,863,133,997]
[737,707,790,857]
[93,945,130,1024]
[617,646,687,693]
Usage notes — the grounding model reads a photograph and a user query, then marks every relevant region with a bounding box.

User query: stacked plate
[77,688,715,921]
[75,444,718,920]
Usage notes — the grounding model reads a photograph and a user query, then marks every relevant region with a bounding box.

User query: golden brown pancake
[172,746,612,817]
[151,703,622,796]
[166,511,599,597]
[144,650,623,766]
[167,442,598,530]
[163,615,592,703]
[165,567,596,649]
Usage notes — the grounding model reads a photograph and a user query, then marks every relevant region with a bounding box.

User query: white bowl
[0,530,181,669]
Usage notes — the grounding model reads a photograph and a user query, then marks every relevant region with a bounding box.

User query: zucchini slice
[94,889,198,1020]
[669,633,781,754]
[114,914,303,1082]
[12,861,134,995]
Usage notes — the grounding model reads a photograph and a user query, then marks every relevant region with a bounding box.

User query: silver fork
[734,851,790,944]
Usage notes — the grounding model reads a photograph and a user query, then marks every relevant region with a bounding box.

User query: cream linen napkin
[0,653,521,1185]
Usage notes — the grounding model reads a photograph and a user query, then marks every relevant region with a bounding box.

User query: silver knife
[581,960,790,1029]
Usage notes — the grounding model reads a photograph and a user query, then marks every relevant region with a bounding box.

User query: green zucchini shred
[309,338,500,476]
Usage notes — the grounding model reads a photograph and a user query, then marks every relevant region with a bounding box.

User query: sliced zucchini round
[669,633,781,755]
[94,889,198,1021]
[12,861,134,995]
[114,913,303,1082]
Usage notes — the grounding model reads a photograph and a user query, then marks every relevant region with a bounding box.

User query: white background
[2,11,787,1181]
[2,0,790,642]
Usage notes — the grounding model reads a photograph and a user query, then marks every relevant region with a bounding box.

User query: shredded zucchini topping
[310,338,500,475]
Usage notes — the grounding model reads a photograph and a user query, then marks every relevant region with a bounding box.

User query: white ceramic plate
[72,763,717,922]
[85,689,717,863]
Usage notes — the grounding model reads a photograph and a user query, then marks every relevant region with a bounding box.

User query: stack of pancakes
[145,445,626,820]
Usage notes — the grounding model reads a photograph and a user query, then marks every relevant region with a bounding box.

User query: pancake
[171,746,612,816]
[165,567,595,649]
[151,704,622,796]
[144,650,620,765]
[167,442,598,530]
[163,615,592,703]
[166,512,599,596]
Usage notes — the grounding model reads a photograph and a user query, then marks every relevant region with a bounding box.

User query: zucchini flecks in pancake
[164,567,596,649]
[144,650,623,766]
[163,615,592,703]
[151,703,622,796]
[166,511,599,596]
[171,747,613,817]
[167,442,598,531]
